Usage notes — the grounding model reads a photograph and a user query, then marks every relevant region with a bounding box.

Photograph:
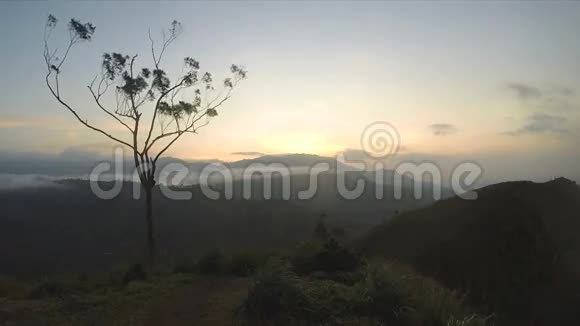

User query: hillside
[0,169,435,277]
[359,177,580,325]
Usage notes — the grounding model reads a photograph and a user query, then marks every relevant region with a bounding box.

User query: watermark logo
[88,122,482,201]
[360,121,400,159]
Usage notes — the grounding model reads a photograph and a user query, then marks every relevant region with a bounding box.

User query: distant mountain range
[0,153,452,197]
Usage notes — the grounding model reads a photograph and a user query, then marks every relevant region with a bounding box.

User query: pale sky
[1,1,579,182]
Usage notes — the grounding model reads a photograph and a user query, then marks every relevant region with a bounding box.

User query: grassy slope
[358,178,580,324]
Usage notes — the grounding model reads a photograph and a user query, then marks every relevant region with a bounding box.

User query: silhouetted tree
[313,213,329,240]
[314,220,328,240]
[43,16,246,264]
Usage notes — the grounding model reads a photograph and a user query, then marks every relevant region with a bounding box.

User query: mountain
[0,152,446,277]
[0,152,446,190]
[0,180,311,276]
[359,177,580,325]
[229,153,338,169]
[0,167,436,277]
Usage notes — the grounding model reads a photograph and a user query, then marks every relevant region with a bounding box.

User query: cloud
[506,83,542,100]
[338,146,409,161]
[502,113,568,136]
[0,174,63,190]
[231,151,266,157]
[428,123,458,136]
[505,82,576,111]
[0,116,61,128]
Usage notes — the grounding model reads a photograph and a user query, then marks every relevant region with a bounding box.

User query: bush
[291,240,323,274]
[28,279,77,299]
[446,315,490,326]
[373,261,491,326]
[240,258,490,326]
[0,277,31,299]
[228,252,260,276]
[196,250,227,275]
[122,263,146,285]
[310,270,364,286]
[173,258,197,274]
[109,263,147,287]
[353,262,408,323]
[302,279,365,322]
[174,252,261,276]
[239,258,313,324]
[291,239,361,276]
[316,239,361,273]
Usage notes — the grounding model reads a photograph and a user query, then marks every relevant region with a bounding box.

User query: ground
[143,277,249,326]
[0,275,250,326]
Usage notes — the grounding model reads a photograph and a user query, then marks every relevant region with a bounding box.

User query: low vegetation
[0,239,491,325]
[238,239,491,326]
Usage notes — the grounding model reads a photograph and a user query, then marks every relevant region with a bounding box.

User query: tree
[43,15,247,264]
[314,220,328,240]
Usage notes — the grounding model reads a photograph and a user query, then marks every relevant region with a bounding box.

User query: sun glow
[262,132,344,156]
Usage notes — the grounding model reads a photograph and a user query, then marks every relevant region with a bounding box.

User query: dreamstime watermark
[89,122,483,201]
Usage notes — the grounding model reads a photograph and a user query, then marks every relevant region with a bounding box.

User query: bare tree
[43,15,247,264]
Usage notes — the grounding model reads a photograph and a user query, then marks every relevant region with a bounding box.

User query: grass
[238,241,493,326]
[0,243,493,325]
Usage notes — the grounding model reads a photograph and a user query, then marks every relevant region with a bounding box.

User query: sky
[1,1,580,183]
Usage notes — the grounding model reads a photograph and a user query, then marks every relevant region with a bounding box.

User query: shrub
[353,262,408,323]
[173,258,197,274]
[228,252,260,276]
[28,279,75,299]
[123,263,146,285]
[376,261,490,326]
[108,263,147,287]
[291,239,361,276]
[240,258,490,326]
[196,250,227,275]
[446,315,490,326]
[239,258,313,324]
[302,279,364,322]
[316,239,361,273]
[291,240,323,275]
[0,277,31,299]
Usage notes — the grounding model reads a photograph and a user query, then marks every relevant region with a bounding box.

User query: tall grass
[239,253,492,326]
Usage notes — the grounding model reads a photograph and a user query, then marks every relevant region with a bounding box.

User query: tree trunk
[144,185,156,266]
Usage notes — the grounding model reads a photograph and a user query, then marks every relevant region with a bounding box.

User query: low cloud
[428,123,458,136]
[503,113,568,136]
[0,174,63,190]
[339,146,409,161]
[231,151,266,157]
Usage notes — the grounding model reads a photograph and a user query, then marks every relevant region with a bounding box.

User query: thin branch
[148,29,158,69]
[88,86,133,132]
[128,54,139,117]
[143,79,186,151]
[153,131,184,163]
[45,72,135,150]
[146,92,232,153]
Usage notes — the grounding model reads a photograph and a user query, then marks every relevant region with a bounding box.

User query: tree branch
[143,79,186,151]
[45,72,135,150]
[88,86,134,132]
